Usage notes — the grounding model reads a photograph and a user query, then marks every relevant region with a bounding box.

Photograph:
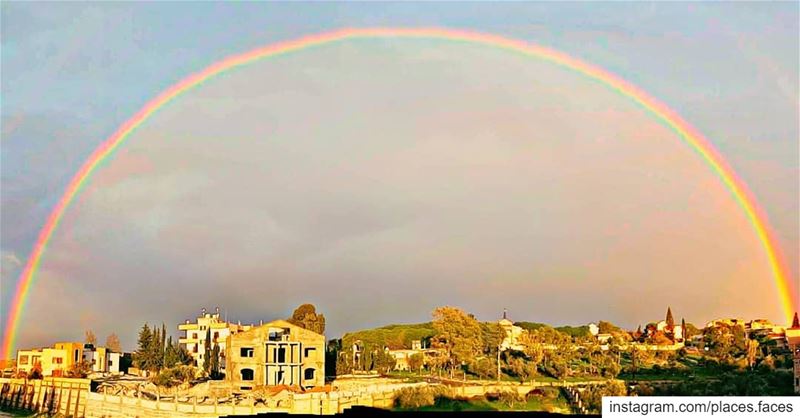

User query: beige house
[178,307,252,371]
[16,342,119,377]
[226,319,325,391]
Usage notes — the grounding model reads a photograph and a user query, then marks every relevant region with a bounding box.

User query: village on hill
[2,304,799,415]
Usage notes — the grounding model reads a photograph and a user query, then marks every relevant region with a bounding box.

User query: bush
[394,386,453,409]
[497,390,524,408]
[67,360,92,378]
[394,386,435,409]
[152,365,197,387]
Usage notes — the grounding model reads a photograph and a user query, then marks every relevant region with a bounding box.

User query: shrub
[497,390,524,408]
[152,365,197,387]
[394,386,435,409]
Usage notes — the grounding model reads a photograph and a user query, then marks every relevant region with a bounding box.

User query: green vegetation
[342,323,435,350]
[392,386,569,412]
[555,325,591,339]
[134,322,192,378]
[287,303,326,335]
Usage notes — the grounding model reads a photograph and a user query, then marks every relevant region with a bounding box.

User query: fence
[0,377,91,416]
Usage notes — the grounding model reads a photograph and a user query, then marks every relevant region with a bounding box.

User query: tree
[288,303,326,335]
[106,333,122,353]
[85,330,97,346]
[598,321,622,335]
[431,306,482,370]
[479,322,505,357]
[746,339,759,369]
[67,360,92,378]
[408,353,424,373]
[208,344,222,379]
[134,323,153,370]
[147,324,164,371]
[29,361,43,379]
[665,307,675,329]
[519,330,544,368]
[203,328,212,375]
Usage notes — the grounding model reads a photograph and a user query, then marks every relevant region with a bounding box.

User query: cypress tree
[665,307,674,329]
[203,328,212,375]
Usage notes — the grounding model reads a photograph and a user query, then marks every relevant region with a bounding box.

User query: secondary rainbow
[2,27,795,359]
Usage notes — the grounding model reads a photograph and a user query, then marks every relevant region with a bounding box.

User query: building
[785,312,800,394]
[17,347,67,377]
[178,307,252,371]
[498,310,525,351]
[82,345,121,374]
[226,319,325,391]
[386,340,444,371]
[16,342,119,377]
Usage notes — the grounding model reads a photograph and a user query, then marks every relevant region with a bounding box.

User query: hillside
[342,323,436,349]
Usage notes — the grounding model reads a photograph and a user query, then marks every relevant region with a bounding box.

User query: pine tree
[134,323,152,370]
[680,318,686,340]
[145,324,163,371]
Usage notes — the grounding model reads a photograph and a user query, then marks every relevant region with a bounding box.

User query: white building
[178,307,252,371]
[82,345,121,374]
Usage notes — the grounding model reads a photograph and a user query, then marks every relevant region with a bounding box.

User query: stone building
[226,319,325,391]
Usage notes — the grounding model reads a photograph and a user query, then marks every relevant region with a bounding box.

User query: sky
[1,2,797,352]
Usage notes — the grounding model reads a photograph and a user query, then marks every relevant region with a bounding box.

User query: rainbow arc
[2,27,795,359]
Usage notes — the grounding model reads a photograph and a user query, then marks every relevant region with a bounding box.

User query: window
[240,347,254,358]
[193,345,198,353]
[304,368,315,380]
[277,347,286,363]
[109,360,113,367]
[19,355,29,365]
[240,368,254,381]
[304,347,316,358]
[53,357,63,364]
[213,332,219,341]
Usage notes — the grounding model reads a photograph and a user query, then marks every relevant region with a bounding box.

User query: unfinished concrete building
[226,319,325,391]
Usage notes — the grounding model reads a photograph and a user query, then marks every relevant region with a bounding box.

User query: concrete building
[226,319,325,391]
[16,342,119,377]
[178,307,252,372]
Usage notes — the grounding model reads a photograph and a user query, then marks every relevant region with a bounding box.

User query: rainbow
[2,27,795,359]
